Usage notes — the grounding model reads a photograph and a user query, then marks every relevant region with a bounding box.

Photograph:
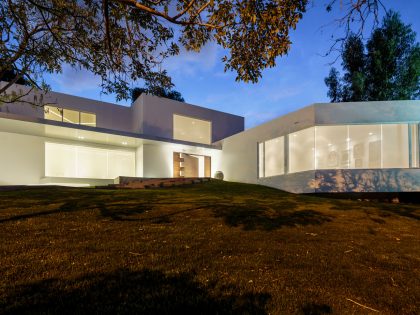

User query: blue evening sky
[45,0,420,129]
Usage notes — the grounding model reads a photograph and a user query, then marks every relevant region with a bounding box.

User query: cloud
[164,43,219,77]
[50,64,103,94]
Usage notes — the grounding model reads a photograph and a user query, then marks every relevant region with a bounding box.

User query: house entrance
[173,152,211,177]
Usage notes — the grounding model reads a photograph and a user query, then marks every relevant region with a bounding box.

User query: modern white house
[1,83,419,193]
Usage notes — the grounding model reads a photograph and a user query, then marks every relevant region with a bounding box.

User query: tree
[131,86,185,103]
[325,11,420,102]
[325,68,341,102]
[0,69,30,86]
[365,12,420,100]
[1,0,388,105]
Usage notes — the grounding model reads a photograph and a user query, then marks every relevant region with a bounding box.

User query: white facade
[0,83,419,193]
[219,101,420,193]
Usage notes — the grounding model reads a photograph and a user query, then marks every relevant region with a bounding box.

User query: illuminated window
[173,114,211,144]
[315,126,348,169]
[382,124,409,168]
[258,142,264,178]
[63,109,80,124]
[44,106,96,127]
[45,143,135,179]
[80,112,96,127]
[265,137,285,177]
[44,106,63,122]
[410,124,419,168]
[289,128,315,173]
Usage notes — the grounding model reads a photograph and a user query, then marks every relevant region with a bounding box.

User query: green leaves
[325,11,420,102]
[1,0,310,101]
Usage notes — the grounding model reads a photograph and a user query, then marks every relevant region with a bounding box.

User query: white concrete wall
[142,144,174,178]
[0,132,45,185]
[220,105,315,185]
[137,94,244,142]
[0,83,132,133]
[315,100,420,125]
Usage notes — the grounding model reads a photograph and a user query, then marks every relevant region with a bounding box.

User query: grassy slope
[0,181,419,314]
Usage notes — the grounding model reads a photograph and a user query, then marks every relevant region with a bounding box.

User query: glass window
[44,106,63,122]
[410,124,419,168]
[45,143,77,177]
[264,136,285,177]
[258,142,264,178]
[348,124,382,168]
[173,114,212,144]
[45,107,97,127]
[80,112,96,127]
[289,127,315,173]
[63,109,80,124]
[108,151,136,178]
[45,143,135,179]
[77,146,108,179]
[315,126,348,169]
[382,124,409,168]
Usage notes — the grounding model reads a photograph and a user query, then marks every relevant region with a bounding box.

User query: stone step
[100,177,212,190]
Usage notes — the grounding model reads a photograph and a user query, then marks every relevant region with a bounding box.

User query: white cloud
[50,64,102,93]
[164,43,219,77]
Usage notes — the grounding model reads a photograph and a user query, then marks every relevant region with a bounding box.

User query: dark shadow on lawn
[1,268,270,315]
[98,202,151,221]
[301,302,332,315]
[213,204,333,231]
[328,202,420,221]
[0,200,80,224]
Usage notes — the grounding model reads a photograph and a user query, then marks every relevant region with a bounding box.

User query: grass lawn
[0,181,419,314]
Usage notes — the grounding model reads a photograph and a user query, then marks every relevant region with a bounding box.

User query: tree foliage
[325,11,420,102]
[1,0,309,102]
[131,86,185,103]
[1,0,389,105]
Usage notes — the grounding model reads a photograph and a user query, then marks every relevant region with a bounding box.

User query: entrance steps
[97,177,211,189]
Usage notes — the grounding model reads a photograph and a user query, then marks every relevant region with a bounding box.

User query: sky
[45,0,420,129]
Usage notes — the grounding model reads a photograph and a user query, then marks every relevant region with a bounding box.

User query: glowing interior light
[122,142,128,145]
[78,136,85,139]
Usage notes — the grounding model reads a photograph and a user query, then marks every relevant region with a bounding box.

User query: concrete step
[100,177,212,190]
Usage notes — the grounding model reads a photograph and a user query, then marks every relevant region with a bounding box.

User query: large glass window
[45,143,135,179]
[258,137,285,178]
[264,137,285,177]
[410,124,419,168]
[173,114,211,144]
[348,124,382,168]
[315,126,348,169]
[289,127,315,173]
[382,124,409,168]
[287,123,410,173]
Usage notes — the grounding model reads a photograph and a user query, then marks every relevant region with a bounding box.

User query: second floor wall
[0,83,244,145]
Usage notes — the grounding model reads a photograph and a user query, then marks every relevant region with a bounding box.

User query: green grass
[0,181,419,314]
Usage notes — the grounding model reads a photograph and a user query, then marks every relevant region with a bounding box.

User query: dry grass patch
[0,181,419,314]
